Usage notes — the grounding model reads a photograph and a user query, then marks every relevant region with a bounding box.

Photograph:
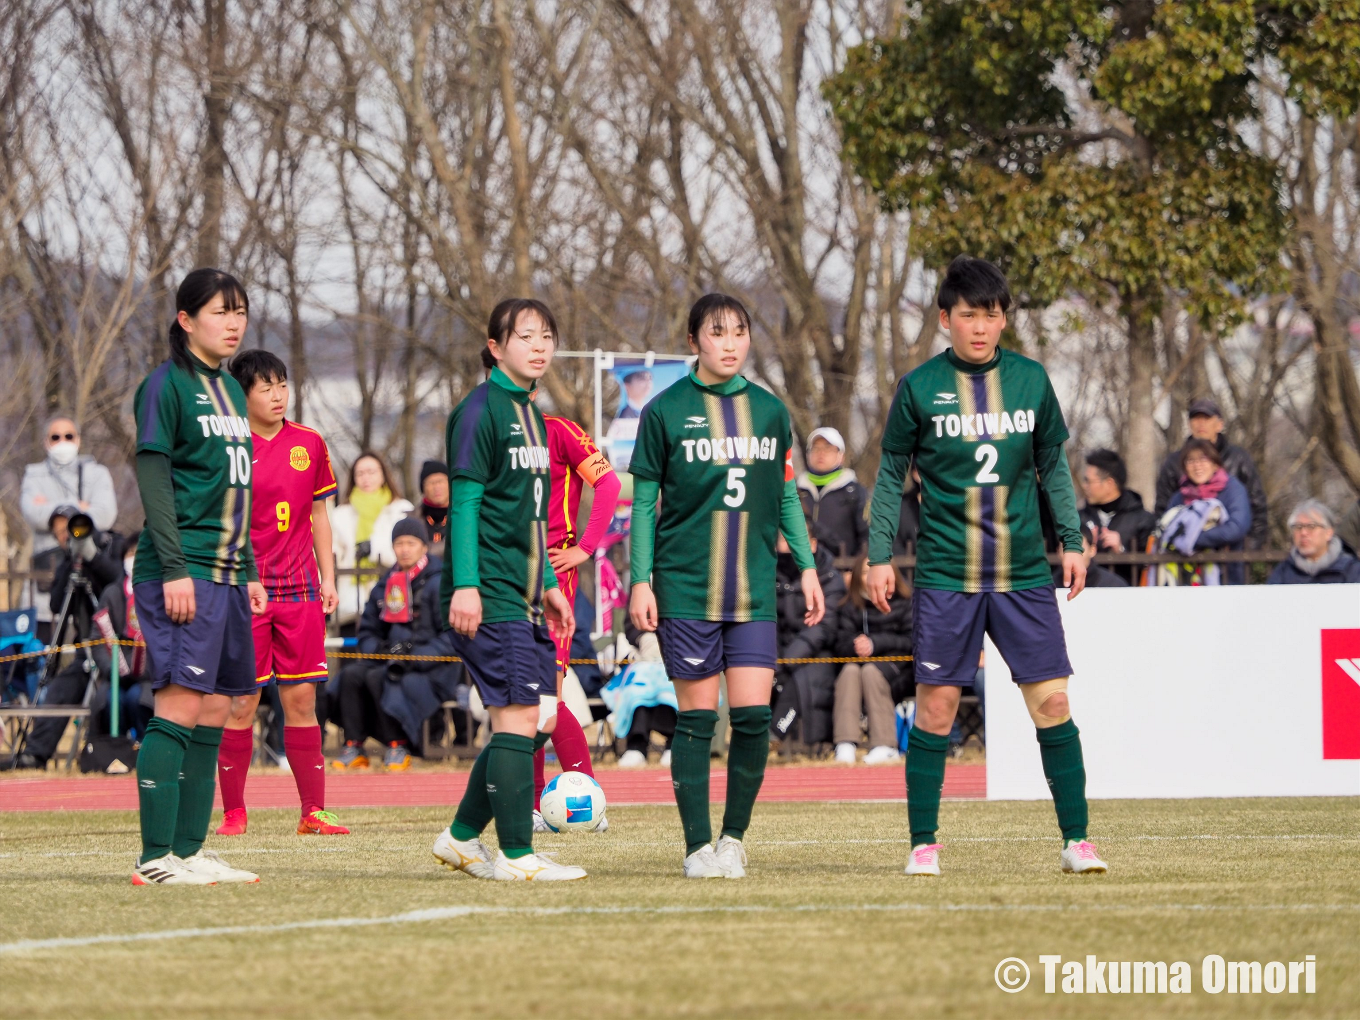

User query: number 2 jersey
[248,419,339,601]
[132,356,256,586]
[873,347,1081,593]
[629,372,794,622]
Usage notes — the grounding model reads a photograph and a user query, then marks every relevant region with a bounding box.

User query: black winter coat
[357,557,453,676]
[797,471,868,560]
[1052,561,1129,589]
[775,544,847,659]
[1155,435,1268,546]
[832,592,912,685]
[1079,488,1156,584]
[1267,548,1360,584]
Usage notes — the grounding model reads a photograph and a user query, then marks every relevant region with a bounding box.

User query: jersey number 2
[975,444,1000,484]
[226,447,251,486]
[724,467,746,507]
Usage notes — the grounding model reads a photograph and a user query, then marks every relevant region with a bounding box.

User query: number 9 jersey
[443,369,552,624]
[629,373,794,623]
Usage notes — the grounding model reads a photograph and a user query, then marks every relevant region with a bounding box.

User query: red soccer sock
[217,726,254,813]
[550,707,595,778]
[284,725,326,816]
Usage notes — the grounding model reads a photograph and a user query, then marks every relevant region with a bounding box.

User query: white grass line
[4,901,1360,956]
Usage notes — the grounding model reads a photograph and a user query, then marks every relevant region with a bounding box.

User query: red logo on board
[1320,629,1360,760]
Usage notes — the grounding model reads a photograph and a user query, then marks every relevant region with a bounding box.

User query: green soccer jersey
[629,372,794,622]
[133,354,255,586]
[442,367,554,624]
[868,347,1082,592]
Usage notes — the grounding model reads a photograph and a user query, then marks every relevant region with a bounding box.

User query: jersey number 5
[226,447,251,486]
[975,444,1000,484]
[724,467,746,508]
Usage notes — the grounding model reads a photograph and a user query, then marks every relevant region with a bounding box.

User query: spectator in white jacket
[21,416,118,627]
[330,450,414,625]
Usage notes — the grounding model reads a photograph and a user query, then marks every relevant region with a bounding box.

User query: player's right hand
[163,577,196,625]
[866,563,896,615]
[629,581,658,632]
[450,587,483,639]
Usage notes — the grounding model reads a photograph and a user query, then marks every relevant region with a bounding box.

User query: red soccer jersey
[249,419,339,600]
[543,414,611,549]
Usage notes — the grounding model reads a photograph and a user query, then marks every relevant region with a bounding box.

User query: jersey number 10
[225,447,252,486]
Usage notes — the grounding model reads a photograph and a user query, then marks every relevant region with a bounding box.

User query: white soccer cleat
[714,835,747,878]
[617,749,647,768]
[590,813,610,833]
[904,843,942,876]
[131,853,217,886]
[1061,839,1108,874]
[532,809,552,833]
[492,851,587,881]
[683,844,726,879]
[863,745,901,765]
[179,848,260,884]
[834,742,858,764]
[432,830,496,879]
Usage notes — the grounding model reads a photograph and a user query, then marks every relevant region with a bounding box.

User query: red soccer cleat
[298,809,350,835]
[215,808,248,836]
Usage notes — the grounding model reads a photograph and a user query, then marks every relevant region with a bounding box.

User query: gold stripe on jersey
[707,510,729,619]
[703,393,726,449]
[955,371,979,443]
[732,394,756,464]
[516,403,549,621]
[201,374,251,581]
[994,485,1012,592]
[733,511,752,621]
[963,486,983,592]
[983,369,1007,441]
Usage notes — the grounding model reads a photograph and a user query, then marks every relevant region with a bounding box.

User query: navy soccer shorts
[452,620,557,708]
[135,579,257,696]
[912,585,1073,686]
[655,619,778,680]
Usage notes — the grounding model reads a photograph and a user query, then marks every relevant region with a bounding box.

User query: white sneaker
[618,749,647,768]
[659,749,671,767]
[492,850,587,881]
[683,844,726,878]
[131,853,217,886]
[834,742,858,764]
[532,809,552,833]
[1061,839,1108,874]
[432,830,495,879]
[714,834,747,878]
[863,745,901,765]
[905,843,942,876]
[179,848,260,884]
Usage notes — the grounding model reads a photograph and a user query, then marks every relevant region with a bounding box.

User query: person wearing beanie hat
[795,425,868,561]
[391,515,430,545]
[418,460,449,555]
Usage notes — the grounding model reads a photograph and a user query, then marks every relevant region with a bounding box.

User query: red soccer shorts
[551,566,579,673]
[253,599,329,686]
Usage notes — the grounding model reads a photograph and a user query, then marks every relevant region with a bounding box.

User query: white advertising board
[985,585,1360,799]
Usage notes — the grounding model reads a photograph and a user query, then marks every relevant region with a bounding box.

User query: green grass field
[1,797,1356,1019]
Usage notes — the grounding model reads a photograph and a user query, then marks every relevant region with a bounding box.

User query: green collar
[188,349,221,375]
[805,468,842,487]
[490,365,534,403]
[688,368,747,396]
[944,346,1003,375]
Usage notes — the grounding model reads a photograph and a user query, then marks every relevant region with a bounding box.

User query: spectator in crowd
[1164,438,1252,585]
[1054,523,1129,590]
[770,521,847,749]
[796,426,868,560]
[4,530,147,771]
[569,586,605,698]
[1079,449,1156,584]
[331,450,414,624]
[20,415,118,637]
[332,518,455,770]
[832,555,912,765]
[417,459,450,555]
[610,631,678,768]
[1155,398,1267,548]
[1268,500,1360,584]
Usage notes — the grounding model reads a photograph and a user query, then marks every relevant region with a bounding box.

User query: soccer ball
[539,771,607,833]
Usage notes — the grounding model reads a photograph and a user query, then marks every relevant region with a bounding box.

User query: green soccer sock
[721,705,771,842]
[905,726,949,847]
[486,732,536,859]
[1036,718,1089,842]
[533,731,551,753]
[451,743,494,841]
[136,717,193,863]
[673,709,718,855]
[172,724,223,859]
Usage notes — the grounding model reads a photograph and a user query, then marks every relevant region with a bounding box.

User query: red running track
[0,764,984,813]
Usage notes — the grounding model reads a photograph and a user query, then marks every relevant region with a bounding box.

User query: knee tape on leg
[1021,676,1070,728]
[537,695,558,732]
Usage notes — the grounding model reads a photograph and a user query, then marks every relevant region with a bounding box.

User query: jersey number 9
[533,477,543,517]
[276,501,290,532]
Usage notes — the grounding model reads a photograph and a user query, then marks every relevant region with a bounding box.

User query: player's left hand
[318,578,339,616]
[800,567,825,626]
[247,581,269,616]
[549,544,591,573]
[1061,551,1087,600]
[544,587,575,646]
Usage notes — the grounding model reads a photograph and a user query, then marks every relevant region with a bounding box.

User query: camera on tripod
[51,504,100,565]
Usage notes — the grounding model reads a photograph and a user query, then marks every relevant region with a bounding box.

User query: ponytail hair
[169,268,249,372]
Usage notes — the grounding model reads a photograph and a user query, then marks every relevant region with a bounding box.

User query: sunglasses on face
[49,433,76,442]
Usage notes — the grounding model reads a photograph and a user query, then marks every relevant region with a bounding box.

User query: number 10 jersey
[630,373,793,623]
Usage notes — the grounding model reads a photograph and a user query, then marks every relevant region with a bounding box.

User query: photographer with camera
[21,417,118,639]
[332,518,456,771]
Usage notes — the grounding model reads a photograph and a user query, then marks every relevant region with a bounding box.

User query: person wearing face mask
[21,416,118,637]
